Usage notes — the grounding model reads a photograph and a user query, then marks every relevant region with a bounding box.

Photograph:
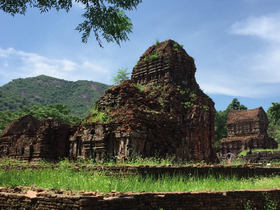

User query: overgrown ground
[0,157,280,168]
[238,144,280,157]
[1,166,280,193]
[1,158,280,193]
[0,157,192,167]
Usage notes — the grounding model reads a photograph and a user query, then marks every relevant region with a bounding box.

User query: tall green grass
[1,156,280,170]
[1,167,280,193]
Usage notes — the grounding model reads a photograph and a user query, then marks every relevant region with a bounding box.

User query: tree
[0,110,24,134]
[27,104,81,125]
[267,103,280,125]
[0,104,80,134]
[214,98,247,149]
[267,102,280,143]
[112,68,129,85]
[0,0,142,46]
[226,98,247,111]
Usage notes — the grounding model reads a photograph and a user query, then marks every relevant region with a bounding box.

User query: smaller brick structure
[0,115,74,161]
[220,107,278,156]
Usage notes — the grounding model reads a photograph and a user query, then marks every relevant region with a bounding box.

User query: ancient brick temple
[0,115,74,161]
[220,107,278,156]
[70,40,216,162]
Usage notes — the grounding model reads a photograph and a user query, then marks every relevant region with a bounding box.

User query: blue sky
[0,0,280,111]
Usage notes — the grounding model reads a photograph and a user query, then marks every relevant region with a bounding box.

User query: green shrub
[86,108,111,123]
[154,39,160,46]
[149,51,162,60]
[183,101,192,109]
[134,83,145,92]
[264,193,278,210]
[244,200,252,210]
[172,42,184,51]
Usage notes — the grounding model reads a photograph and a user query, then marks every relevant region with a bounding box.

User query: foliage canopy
[0,104,81,134]
[267,102,280,143]
[0,0,142,46]
[0,75,109,117]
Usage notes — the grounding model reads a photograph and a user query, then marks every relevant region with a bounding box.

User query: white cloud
[0,48,112,85]
[4,48,78,78]
[230,13,280,42]
[200,83,240,96]
[249,48,280,84]
[230,13,280,84]
[82,61,109,73]
[0,48,14,58]
[198,13,280,98]
[197,66,280,98]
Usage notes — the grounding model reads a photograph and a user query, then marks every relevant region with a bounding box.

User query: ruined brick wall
[70,83,216,162]
[219,136,278,156]
[0,187,279,210]
[0,115,74,161]
[70,40,216,163]
[244,151,280,163]
[220,108,278,156]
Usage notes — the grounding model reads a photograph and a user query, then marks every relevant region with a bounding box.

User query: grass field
[1,157,280,169]
[1,165,280,193]
[0,157,193,167]
[238,144,280,157]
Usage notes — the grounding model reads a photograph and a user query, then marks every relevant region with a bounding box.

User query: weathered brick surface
[0,187,279,209]
[244,151,280,163]
[0,115,75,161]
[220,107,278,156]
[70,40,216,163]
[131,40,196,87]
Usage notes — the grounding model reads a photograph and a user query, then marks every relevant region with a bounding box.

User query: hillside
[0,75,109,117]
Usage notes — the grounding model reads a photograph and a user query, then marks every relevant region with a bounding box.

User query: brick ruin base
[0,115,74,161]
[0,187,279,210]
[244,151,280,163]
[220,136,278,157]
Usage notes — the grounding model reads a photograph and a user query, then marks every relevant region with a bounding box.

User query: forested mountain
[0,75,109,117]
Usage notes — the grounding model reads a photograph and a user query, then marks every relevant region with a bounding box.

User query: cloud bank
[198,13,280,98]
[1,13,280,99]
[231,13,280,43]
[0,48,112,85]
